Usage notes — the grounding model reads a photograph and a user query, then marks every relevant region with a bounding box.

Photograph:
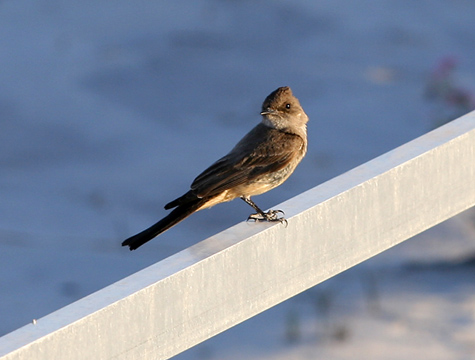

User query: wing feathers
[190,124,304,198]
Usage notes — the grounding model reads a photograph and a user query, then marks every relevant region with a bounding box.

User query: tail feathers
[122,198,206,250]
[164,190,196,210]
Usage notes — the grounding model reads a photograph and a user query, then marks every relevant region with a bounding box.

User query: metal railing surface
[1,111,474,360]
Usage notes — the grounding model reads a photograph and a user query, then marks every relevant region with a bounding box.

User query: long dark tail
[122,197,207,250]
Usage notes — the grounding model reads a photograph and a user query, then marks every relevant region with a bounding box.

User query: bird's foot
[247,209,287,226]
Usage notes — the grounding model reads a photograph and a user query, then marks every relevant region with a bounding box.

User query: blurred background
[1,1,475,359]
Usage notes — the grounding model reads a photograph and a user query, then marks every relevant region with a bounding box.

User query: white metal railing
[1,111,474,360]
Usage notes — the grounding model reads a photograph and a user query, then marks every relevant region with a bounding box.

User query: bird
[122,86,308,250]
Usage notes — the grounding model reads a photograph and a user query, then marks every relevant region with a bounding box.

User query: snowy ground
[1,1,475,359]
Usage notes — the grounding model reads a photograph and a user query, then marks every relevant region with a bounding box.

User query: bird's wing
[190,125,304,198]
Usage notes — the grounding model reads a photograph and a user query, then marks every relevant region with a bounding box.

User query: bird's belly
[241,163,295,197]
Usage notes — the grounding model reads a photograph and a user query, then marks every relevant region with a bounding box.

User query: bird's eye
[285,103,291,109]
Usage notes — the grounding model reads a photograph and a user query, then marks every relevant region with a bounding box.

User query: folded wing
[191,124,305,198]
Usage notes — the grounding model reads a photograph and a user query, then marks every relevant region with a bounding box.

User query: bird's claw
[247,209,287,226]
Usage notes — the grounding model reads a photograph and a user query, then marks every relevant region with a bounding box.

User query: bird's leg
[240,196,286,223]
[241,196,265,215]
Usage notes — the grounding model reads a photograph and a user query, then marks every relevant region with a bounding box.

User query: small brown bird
[122,86,308,250]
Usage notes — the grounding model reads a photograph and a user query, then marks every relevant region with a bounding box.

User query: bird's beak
[260,108,276,116]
